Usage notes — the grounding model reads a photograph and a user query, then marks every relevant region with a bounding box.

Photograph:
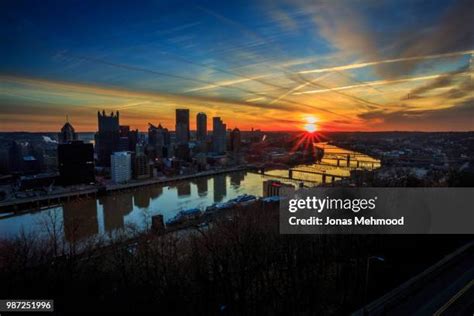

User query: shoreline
[0,165,251,213]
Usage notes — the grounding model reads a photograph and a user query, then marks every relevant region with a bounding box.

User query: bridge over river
[260,142,381,185]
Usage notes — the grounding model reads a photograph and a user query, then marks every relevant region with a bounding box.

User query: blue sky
[0,0,473,131]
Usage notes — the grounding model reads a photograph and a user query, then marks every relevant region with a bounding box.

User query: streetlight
[363,255,385,315]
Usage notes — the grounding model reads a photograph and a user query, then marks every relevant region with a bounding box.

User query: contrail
[246,96,266,102]
[298,50,474,74]
[185,75,266,92]
[269,73,332,104]
[293,72,470,95]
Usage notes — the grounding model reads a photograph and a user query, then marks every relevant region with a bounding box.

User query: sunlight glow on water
[0,144,380,242]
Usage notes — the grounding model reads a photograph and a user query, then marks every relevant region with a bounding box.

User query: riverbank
[0,165,250,213]
[105,165,250,192]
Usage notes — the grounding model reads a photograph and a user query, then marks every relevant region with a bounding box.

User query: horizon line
[1,130,473,134]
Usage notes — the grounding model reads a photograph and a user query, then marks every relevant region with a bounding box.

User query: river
[0,144,380,241]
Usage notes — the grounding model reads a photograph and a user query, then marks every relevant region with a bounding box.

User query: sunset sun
[303,116,318,133]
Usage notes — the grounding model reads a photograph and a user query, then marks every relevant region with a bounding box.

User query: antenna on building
[66,114,69,123]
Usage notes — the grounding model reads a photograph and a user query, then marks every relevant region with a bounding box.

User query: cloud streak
[298,50,474,75]
[293,72,471,95]
[357,98,474,131]
[185,75,266,92]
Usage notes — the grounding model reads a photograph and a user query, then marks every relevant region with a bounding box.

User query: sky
[0,0,473,132]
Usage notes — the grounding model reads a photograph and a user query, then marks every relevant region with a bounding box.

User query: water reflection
[0,144,380,240]
[63,199,98,242]
[134,187,151,209]
[149,186,163,200]
[194,178,208,197]
[176,182,191,197]
[213,174,227,203]
[100,192,133,232]
[265,143,381,184]
[230,172,244,187]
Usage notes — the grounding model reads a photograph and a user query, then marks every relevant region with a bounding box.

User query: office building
[175,143,190,161]
[230,128,241,153]
[148,123,171,158]
[133,153,150,179]
[58,141,95,185]
[58,118,78,144]
[128,129,139,152]
[119,125,130,137]
[212,117,227,154]
[175,109,190,144]
[111,151,131,183]
[118,125,130,151]
[196,112,207,142]
[95,111,120,166]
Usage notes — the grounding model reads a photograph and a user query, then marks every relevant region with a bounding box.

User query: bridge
[322,152,380,168]
[323,157,380,169]
[257,156,381,184]
[259,166,349,184]
[289,168,347,184]
[260,173,320,185]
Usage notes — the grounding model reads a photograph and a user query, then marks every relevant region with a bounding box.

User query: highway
[435,280,474,316]
[353,242,474,316]
[386,248,474,315]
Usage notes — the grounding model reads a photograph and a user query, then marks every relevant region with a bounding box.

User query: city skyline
[1,2,473,315]
[1,0,473,132]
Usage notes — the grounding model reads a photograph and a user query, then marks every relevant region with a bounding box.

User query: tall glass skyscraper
[212,117,227,154]
[196,112,207,142]
[175,109,190,144]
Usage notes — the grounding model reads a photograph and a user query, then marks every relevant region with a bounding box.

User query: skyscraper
[175,109,190,144]
[119,125,130,136]
[196,112,207,142]
[148,123,171,158]
[118,125,138,152]
[230,128,241,153]
[128,129,139,152]
[133,153,150,179]
[95,110,120,167]
[110,151,131,183]
[58,117,78,144]
[212,117,227,154]
[58,141,95,185]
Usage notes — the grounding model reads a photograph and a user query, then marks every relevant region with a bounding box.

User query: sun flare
[303,116,318,133]
[306,116,317,124]
[304,123,317,133]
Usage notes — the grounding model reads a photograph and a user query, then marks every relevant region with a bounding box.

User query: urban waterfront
[0,144,380,241]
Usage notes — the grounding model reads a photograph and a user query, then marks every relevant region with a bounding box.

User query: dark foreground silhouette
[0,202,471,315]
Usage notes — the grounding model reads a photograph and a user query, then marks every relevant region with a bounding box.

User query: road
[386,248,474,316]
[435,280,474,316]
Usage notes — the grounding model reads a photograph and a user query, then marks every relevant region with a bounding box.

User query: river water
[0,144,380,241]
